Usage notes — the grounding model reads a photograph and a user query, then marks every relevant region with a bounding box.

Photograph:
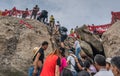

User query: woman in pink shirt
[59,47,67,73]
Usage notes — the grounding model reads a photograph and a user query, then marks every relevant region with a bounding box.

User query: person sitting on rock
[31,5,39,19]
[28,41,48,76]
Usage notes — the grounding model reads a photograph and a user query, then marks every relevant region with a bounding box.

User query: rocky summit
[0,16,120,76]
[102,20,120,57]
[0,16,52,76]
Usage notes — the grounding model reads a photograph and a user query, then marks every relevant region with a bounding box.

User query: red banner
[1,7,32,17]
[19,20,33,29]
[88,24,111,34]
[88,11,120,35]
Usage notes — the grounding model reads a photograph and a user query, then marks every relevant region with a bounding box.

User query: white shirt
[74,40,80,49]
[67,54,76,72]
[94,68,114,76]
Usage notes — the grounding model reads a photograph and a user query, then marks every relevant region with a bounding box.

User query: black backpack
[41,10,48,17]
[60,26,68,32]
[71,56,84,72]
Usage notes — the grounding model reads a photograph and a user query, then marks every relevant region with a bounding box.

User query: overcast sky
[0,0,120,30]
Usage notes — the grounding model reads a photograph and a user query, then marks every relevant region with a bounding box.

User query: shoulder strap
[69,55,76,67]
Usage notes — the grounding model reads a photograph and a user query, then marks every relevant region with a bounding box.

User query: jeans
[28,66,41,76]
[75,47,81,60]
[71,71,78,76]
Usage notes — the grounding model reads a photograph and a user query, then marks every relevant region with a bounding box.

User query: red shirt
[40,55,59,76]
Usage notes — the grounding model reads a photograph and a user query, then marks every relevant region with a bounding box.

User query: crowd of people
[0,5,120,76]
[28,39,120,76]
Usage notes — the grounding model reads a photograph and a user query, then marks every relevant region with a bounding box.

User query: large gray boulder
[102,21,120,57]
[0,16,52,76]
[64,37,93,57]
[77,25,104,55]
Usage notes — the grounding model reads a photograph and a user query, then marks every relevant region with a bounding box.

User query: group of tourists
[28,40,120,76]
[1,4,119,76]
[0,5,48,24]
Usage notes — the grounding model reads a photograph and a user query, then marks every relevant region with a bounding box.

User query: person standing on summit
[31,5,39,19]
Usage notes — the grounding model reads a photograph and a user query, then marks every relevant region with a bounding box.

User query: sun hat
[32,47,40,59]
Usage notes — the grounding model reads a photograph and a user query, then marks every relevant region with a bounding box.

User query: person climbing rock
[74,37,81,60]
[49,15,55,37]
[59,26,68,48]
[37,10,48,24]
[75,26,78,32]
[70,28,74,34]
[49,15,55,28]
[31,5,39,19]
[28,41,48,76]
[55,21,60,32]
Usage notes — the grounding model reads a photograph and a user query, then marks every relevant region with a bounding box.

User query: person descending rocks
[59,26,68,48]
[22,8,29,18]
[28,41,48,76]
[31,5,39,19]
[40,48,62,76]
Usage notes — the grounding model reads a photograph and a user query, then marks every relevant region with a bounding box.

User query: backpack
[41,10,48,17]
[59,27,68,35]
[70,55,83,72]
[61,26,68,32]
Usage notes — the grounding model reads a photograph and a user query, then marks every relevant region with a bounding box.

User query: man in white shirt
[67,50,77,76]
[94,54,114,76]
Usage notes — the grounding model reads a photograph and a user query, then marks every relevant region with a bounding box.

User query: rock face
[64,37,93,58]
[77,26,104,56]
[102,21,120,57]
[0,16,52,76]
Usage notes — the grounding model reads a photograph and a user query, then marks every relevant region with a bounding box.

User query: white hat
[106,58,112,64]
